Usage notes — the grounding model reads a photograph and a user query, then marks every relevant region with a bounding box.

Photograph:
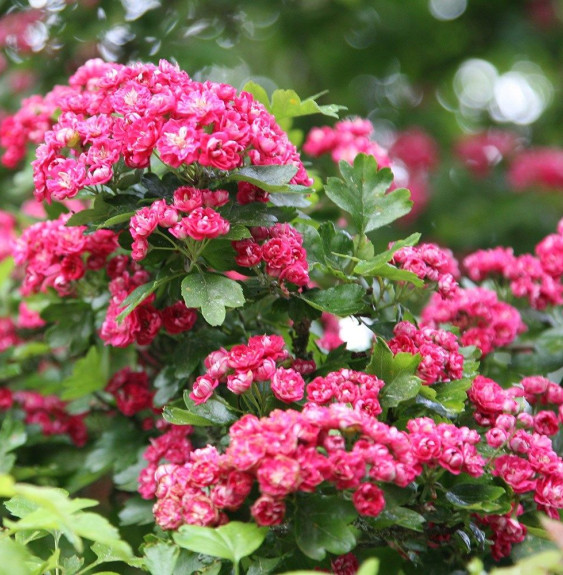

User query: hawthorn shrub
[0,57,562,575]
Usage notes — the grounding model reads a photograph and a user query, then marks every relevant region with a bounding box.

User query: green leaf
[268,191,311,208]
[182,392,238,426]
[66,193,139,228]
[354,233,421,275]
[221,224,252,241]
[43,301,94,356]
[181,272,245,326]
[61,346,106,400]
[242,82,345,124]
[364,264,425,286]
[367,338,421,383]
[294,494,357,560]
[219,202,279,227]
[325,154,412,235]
[99,211,136,228]
[4,486,97,552]
[162,406,214,427]
[433,379,472,413]
[10,342,50,361]
[271,89,344,121]
[445,484,507,511]
[173,521,268,565]
[85,420,142,476]
[246,556,283,575]
[0,474,15,497]
[0,538,33,575]
[379,374,422,409]
[489,551,563,575]
[143,540,180,575]
[118,497,154,526]
[368,506,425,532]
[301,284,366,316]
[115,280,161,322]
[228,164,299,192]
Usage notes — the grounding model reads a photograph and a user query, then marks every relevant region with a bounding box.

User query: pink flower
[181,207,230,241]
[352,482,386,517]
[160,302,197,335]
[271,367,305,403]
[226,370,254,394]
[189,375,219,405]
[257,454,302,496]
[493,454,537,493]
[250,495,286,526]
[181,492,220,526]
[173,186,203,212]
[153,497,183,530]
[156,119,198,168]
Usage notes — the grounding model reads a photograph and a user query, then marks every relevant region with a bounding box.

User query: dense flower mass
[421,286,525,355]
[13,213,119,296]
[508,147,563,191]
[304,117,391,167]
[149,404,423,529]
[232,223,310,288]
[454,130,520,177]
[189,334,292,404]
[0,389,88,447]
[2,41,563,573]
[463,219,563,309]
[388,321,464,385]
[27,58,311,204]
[391,242,460,298]
[100,255,197,348]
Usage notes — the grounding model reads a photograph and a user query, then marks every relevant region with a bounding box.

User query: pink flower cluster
[138,424,193,500]
[150,404,420,530]
[463,221,563,309]
[30,58,311,203]
[478,505,526,561]
[391,242,460,298]
[406,417,484,477]
[389,129,439,173]
[454,130,520,177]
[146,398,493,531]
[508,147,563,191]
[421,287,525,356]
[105,367,155,416]
[306,368,385,419]
[388,321,464,385]
[232,223,310,289]
[0,390,89,447]
[303,117,391,167]
[0,88,63,168]
[468,375,523,427]
[13,213,119,296]
[100,255,197,348]
[189,334,296,404]
[129,190,230,261]
[470,375,563,520]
